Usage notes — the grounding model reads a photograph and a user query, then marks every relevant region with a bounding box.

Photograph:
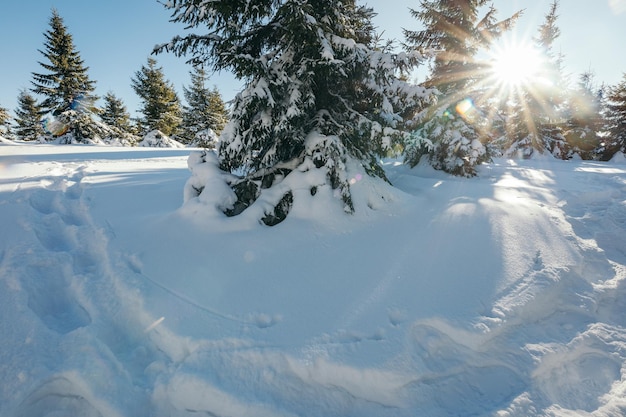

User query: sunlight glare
[609,0,626,14]
[491,42,543,87]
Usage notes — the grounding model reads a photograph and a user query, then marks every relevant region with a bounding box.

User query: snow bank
[1,145,626,417]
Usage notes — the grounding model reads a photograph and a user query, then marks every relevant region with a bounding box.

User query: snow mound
[139,129,185,148]
[188,128,218,148]
[610,151,626,164]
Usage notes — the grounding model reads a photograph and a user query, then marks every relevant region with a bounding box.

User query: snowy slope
[1,143,625,417]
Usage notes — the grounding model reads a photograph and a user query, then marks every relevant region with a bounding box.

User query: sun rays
[442,35,561,149]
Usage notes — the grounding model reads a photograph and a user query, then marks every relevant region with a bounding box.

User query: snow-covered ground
[1,142,626,417]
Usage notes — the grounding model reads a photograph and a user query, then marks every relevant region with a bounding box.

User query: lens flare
[349,173,363,185]
[42,116,69,136]
[456,98,473,115]
[457,98,475,119]
[70,94,90,112]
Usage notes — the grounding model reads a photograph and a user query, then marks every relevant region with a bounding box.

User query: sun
[490,41,543,87]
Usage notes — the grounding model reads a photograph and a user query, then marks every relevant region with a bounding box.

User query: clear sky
[1,1,625,118]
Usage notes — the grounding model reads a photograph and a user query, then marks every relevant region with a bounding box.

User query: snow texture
[1,143,626,417]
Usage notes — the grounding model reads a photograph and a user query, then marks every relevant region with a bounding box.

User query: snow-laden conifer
[601,73,626,159]
[101,92,133,133]
[561,72,605,159]
[180,65,228,147]
[403,0,520,176]
[132,58,182,137]
[500,1,570,159]
[31,9,97,116]
[156,0,431,224]
[0,106,11,139]
[97,92,140,146]
[30,9,113,144]
[14,91,45,141]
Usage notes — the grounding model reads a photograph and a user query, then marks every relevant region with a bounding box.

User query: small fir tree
[180,65,228,146]
[562,72,605,159]
[96,91,140,145]
[14,91,45,141]
[403,0,521,175]
[157,0,431,224]
[0,106,11,138]
[101,92,133,133]
[131,57,182,137]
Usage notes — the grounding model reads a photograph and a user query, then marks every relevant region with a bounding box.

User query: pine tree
[562,71,605,159]
[601,73,626,159]
[403,0,521,176]
[14,91,45,141]
[504,0,568,158]
[29,9,112,144]
[101,92,133,133]
[0,106,11,138]
[405,0,520,94]
[156,0,431,224]
[180,65,228,146]
[131,57,182,137]
[31,9,97,116]
[96,91,140,145]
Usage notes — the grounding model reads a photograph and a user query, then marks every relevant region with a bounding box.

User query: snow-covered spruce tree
[600,73,626,159]
[31,9,106,143]
[562,72,605,159]
[156,0,430,224]
[403,0,521,176]
[14,91,45,141]
[101,92,132,132]
[131,57,182,138]
[180,65,228,147]
[99,92,139,145]
[502,0,569,159]
[0,106,11,138]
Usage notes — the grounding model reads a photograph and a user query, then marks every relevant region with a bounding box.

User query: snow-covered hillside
[1,143,625,417]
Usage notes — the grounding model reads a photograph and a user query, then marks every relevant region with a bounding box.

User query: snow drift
[1,143,625,417]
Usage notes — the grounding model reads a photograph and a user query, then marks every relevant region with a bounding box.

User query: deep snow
[1,142,626,417]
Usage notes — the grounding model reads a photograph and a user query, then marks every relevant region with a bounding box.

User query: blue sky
[1,0,625,117]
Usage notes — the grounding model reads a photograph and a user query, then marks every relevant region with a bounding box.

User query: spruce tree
[14,91,45,141]
[601,73,626,159]
[131,57,182,137]
[0,106,11,138]
[31,9,97,116]
[503,0,568,158]
[156,0,431,224]
[563,72,605,159]
[534,0,569,157]
[101,92,133,133]
[403,0,521,176]
[29,9,111,143]
[180,65,228,146]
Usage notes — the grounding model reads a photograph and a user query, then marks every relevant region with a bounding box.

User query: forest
[1,0,625,224]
